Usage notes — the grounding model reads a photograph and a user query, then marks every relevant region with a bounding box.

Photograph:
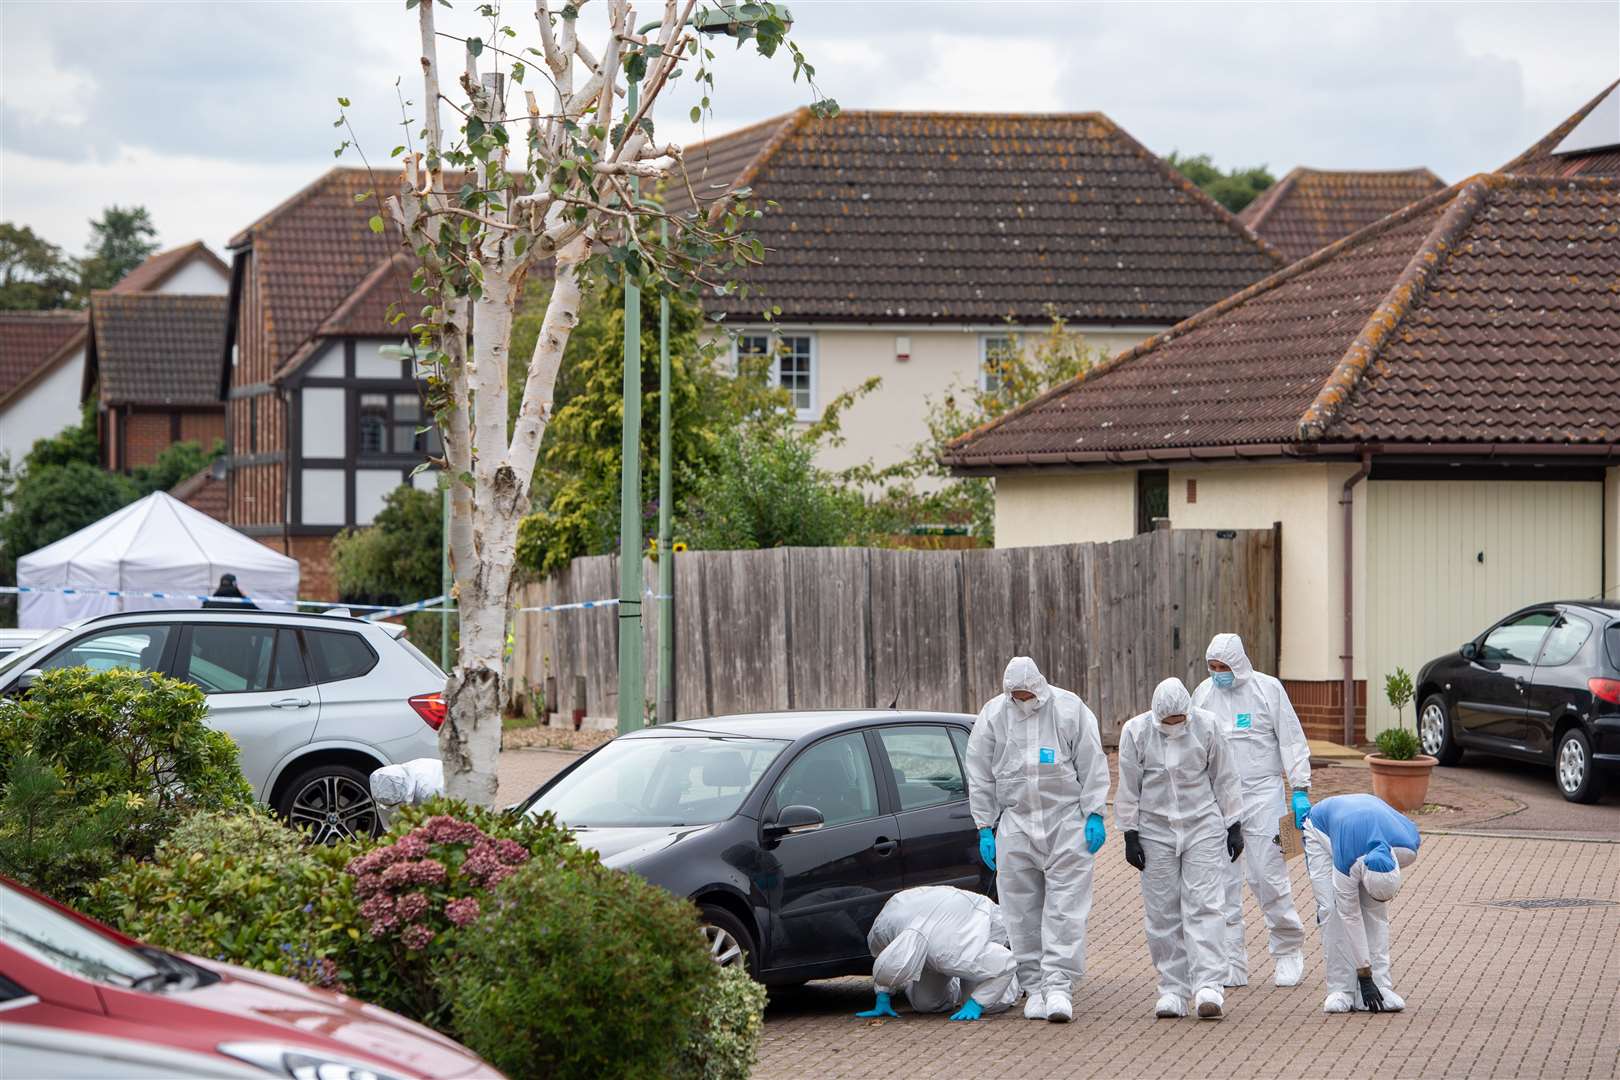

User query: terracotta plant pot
[1364,754,1438,812]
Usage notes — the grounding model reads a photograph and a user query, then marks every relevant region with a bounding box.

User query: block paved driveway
[755,834,1620,1080]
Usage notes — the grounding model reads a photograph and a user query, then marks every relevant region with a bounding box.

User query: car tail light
[409,692,447,730]
[1588,678,1620,705]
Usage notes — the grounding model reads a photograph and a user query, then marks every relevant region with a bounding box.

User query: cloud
[1,0,1614,252]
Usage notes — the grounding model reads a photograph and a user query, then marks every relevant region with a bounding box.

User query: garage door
[1364,480,1603,736]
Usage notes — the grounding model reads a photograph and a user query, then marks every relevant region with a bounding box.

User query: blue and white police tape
[518,592,672,614]
[361,595,453,621]
[1,583,432,615]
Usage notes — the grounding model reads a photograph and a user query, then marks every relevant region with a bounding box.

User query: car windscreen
[0,626,71,680]
[0,884,161,989]
[527,735,789,827]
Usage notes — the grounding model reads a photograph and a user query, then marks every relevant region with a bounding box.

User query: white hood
[1206,633,1255,684]
[1002,656,1052,713]
[1151,677,1192,737]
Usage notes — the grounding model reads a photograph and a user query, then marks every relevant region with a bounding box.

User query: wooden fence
[507,527,1280,740]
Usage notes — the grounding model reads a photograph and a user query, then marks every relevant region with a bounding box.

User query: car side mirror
[764,804,824,840]
[1459,643,1478,662]
[15,669,41,692]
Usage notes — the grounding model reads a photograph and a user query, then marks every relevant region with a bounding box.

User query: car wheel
[1419,693,1463,766]
[276,763,382,844]
[698,904,758,980]
[1555,728,1600,804]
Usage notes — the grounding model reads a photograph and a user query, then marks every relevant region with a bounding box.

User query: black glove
[1226,822,1245,862]
[1124,830,1146,871]
[1358,972,1386,1013]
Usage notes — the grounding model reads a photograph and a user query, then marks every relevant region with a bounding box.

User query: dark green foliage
[674,965,767,1080]
[0,461,136,576]
[679,421,864,550]
[0,222,78,309]
[0,752,135,901]
[87,811,347,987]
[1166,152,1276,213]
[131,439,223,497]
[1374,727,1422,761]
[332,485,444,604]
[441,850,721,1080]
[77,206,160,297]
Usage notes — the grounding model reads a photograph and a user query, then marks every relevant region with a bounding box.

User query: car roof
[622,709,974,741]
[71,607,375,629]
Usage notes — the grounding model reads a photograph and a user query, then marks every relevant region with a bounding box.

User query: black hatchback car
[517,710,988,985]
[1415,600,1620,803]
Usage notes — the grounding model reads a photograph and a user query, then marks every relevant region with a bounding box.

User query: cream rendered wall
[0,346,86,465]
[994,471,1138,548]
[1168,463,1365,683]
[1608,467,1619,597]
[156,260,230,295]
[732,325,1155,477]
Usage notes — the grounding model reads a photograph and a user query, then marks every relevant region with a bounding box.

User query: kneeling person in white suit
[1302,793,1421,1014]
[1116,677,1246,1021]
[854,886,1020,1021]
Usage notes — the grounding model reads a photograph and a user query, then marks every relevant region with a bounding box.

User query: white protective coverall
[1303,794,1421,1012]
[966,657,1110,998]
[1116,678,1244,1004]
[1190,634,1311,980]
[368,758,444,808]
[867,886,1020,1014]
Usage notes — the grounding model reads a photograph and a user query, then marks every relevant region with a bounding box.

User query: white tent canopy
[16,492,300,629]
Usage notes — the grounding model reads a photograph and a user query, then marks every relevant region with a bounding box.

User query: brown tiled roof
[1237,167,1446,262]
[170,465,227,521]
[112,241,229,294]
[87,292,230,406]
[944,174,1620,468]
[0,310,87,403]
[665,110,1284,325]
[1502,79,1620,178]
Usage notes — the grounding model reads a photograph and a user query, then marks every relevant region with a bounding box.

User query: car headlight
[217,1042,408,1080]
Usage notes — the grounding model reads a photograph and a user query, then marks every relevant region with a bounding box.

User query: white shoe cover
[1273,953,1304,987]
[1380,989,1406,1012]
[1323,991,1355,1014]
[1194,987,1223,1020]
[1045,991,1073,1023]
[1023,992,1047,1020]
[1154,994,1187,1018]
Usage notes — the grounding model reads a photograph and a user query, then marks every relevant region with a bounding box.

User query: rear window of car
[1606,624,1620,672]
[304,630,378,683]
[396,635,447,679]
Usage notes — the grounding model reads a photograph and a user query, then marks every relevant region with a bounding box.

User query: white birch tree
[376,0,833,805]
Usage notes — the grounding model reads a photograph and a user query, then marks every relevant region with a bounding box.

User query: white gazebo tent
[16,491,301,629]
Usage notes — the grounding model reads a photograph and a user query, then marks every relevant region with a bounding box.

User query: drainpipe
[1339,450,1373,746]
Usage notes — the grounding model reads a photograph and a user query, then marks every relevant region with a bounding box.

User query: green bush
[0,752,137,900]
[674,965,767,1080]
[88,811,350,987]
[0,667,252,899]
[442,851,721,1080]
[1375,726,1422,761]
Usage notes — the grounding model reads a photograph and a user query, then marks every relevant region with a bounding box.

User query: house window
[1136,469,1169,534]
[356,392,442,458]
[738,332,816,420]
[980,333,1018,394]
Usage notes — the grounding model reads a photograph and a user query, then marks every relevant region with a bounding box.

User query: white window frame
[979,332,1019,394]
[735,329,818,421]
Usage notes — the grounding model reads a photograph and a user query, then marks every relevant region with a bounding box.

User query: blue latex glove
[978,827,996,871]
[856,991,900,1019]
[1291,789,1311,829]
[1084,813,1106,854]
[949,998,983,1022]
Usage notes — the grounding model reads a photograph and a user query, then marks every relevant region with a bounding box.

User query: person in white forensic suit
[965,657,1110,1024]
[1190,633,1312,988]
[1116,677,1246,1020]
[852,886,1020,1022]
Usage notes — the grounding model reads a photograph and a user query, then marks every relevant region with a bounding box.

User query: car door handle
[270,697,311,709]
[871,837,899,857]
[1515,678,1528,692]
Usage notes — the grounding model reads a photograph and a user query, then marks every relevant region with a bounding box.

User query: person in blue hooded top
[1301,793,1421,1014]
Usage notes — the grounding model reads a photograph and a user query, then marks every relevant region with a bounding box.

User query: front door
[761,732,902,972]
[873,724,980,890]
[172,624,317,799]
[1456,610,1554,748]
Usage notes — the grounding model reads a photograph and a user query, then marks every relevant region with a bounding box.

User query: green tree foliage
[0,222,78,309]
[0,752,135,902]
[130,439,221,497]
[1166,152,1276,214]
[332,486,444,604]
[77,206,160,296]
[0,461,135,575]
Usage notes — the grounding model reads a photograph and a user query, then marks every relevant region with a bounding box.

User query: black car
[1415,600,1620,803]
[518,710,988,984]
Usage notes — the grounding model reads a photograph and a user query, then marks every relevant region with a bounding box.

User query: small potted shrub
[1365,668,1437,811]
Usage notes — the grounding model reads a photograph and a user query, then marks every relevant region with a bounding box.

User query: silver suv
[0,609,444,841]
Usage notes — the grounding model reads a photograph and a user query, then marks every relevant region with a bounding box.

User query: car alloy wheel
[1419,701,1447,757]
[289,773,379,844]
[702,923,746,968]
[1557,735,1587,796]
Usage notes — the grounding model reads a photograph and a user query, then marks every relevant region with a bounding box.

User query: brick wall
[113,408,227,470]
[1283,678,1366,746]
[255,534,338,601]
[124,412,173,469]
[179,411,225,450]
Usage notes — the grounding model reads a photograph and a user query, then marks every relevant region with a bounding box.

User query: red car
[0,877,502,1079]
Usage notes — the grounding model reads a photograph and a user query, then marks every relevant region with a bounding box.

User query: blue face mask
[1212,671,1236,689]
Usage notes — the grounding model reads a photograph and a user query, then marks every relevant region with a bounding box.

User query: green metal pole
[656,220,674,724]
[441,480,451,671]
[617,75,645,734]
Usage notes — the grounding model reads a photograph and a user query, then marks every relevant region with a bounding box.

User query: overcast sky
[2,1,1615,258]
